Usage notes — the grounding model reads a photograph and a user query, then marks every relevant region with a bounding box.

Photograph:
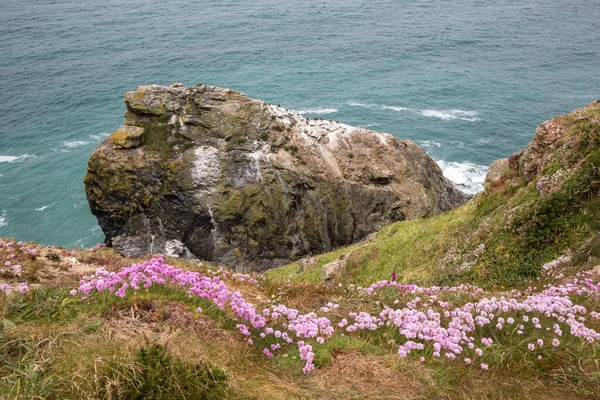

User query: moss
[141,117,192,159]
[163,152,196,192]
[212,169,359,263]
[283,145,299,156]
[129,89,147,103]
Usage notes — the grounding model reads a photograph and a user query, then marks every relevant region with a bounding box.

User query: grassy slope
[1,101,600,399]
[267,101,600,290]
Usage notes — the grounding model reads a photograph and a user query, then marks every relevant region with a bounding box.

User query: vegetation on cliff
[1,101,599,399]
[268,100,600,289]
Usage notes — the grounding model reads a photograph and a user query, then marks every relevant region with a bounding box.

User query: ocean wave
[62,140,90,148]
[347,101,378,108]
[436,160,488,195]
[0,154,36,163]
[381,105,407,112]
[347,102,479,121]
[36,205,50,211]
[418,140,442,149]
[0,211,6,228]
[293,108,338,115]
[420,109,480,121]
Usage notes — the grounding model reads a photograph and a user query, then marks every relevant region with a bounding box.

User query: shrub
[99,343,229,400]
[45,253,61,262]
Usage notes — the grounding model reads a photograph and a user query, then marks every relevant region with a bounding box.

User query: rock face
[486,99,600,187]
[484,158,509,188]
[85,84,468,271]
[508,119,568,180]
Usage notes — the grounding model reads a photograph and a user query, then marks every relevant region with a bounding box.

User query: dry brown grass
[100,300,234,343]
[306,352,424,400]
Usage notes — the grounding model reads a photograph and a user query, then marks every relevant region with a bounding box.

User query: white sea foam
[347,102,478,121]
[436,160,488,195]
[89,133,111,141]
[293,108,338,115]
[420,109,480,121]
[0,211,6,228]
[36,205,50,211]
[62,140,90,148]
[418,140,442,149]
[347,101,378,108]
[0,155,36,163]
[381,105,407,111]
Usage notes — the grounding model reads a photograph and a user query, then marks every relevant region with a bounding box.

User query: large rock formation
[85,84,468,270]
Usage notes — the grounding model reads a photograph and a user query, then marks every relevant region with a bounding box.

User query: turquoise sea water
[1,0,599,248]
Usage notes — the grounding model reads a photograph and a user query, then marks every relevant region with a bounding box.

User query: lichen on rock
[85,83,468,271]
[110,125,145,149]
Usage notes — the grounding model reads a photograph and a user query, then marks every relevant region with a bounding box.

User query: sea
[1,0,599,248]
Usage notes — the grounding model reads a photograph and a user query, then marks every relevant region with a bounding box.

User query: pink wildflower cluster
[536,176,550,194]
[76,258,266,332]
[0,240,38,280]
[75,258,332,374]
[74,258,600,374]
[203,265,265,287]
[0,281,29,294]
[298,341,315,373]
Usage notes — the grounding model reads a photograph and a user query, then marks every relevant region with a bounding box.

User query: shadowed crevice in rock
[85,84,468,271]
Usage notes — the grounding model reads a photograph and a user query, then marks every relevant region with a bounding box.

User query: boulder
[484,158,509,188]
[298,257,317,273]
[85,84,468,271]
[322,255,347,281]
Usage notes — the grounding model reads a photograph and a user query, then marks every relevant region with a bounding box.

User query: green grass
[267,141,600,290]
[96,343,229,400]
[266,198,479,286]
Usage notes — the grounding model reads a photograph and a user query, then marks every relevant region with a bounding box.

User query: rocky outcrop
[484,158,509,188]
[508,119,568,180]
[85,84,468,271]
[486,100,600,188]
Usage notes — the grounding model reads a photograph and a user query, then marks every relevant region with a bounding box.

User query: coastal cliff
[84,84,467,270]
[2,100,599,399]
[270,100,600,286]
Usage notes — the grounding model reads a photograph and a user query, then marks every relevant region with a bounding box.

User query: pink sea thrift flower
[19,283,30,293]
